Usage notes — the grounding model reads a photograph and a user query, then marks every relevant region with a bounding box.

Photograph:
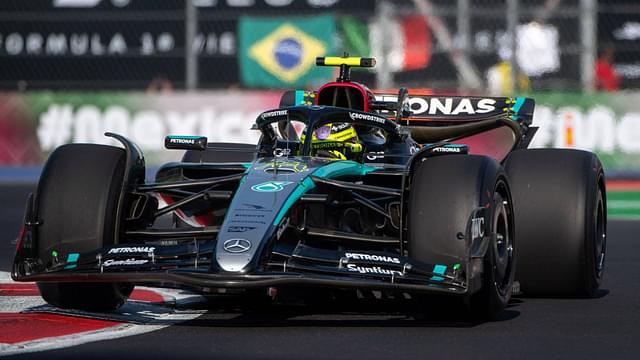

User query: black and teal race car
[12,57,606,320]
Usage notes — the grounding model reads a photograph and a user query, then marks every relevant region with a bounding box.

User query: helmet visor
[314,125,331,140]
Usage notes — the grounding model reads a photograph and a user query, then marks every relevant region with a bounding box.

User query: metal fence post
[506,0,519,94]
[580,0,597,93]
[457,0,471,91]
[185,0,198,90]
[376,0,394,90]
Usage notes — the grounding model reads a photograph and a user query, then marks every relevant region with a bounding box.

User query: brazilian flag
[239,15,336,88]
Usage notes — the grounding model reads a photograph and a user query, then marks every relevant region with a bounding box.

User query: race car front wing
[13,239,471,296]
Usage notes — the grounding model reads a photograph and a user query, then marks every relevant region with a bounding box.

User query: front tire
[407,155,515,320]
[35,144,134,311]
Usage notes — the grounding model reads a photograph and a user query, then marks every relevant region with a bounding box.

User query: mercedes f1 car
[13,57,606,320]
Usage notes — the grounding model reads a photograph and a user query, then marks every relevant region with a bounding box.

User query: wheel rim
[493,184,514,297]
[594,188,606,279]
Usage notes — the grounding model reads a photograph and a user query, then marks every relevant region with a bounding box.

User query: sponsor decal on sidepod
[432,146,462,153]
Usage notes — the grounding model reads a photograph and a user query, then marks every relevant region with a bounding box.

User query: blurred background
[1,0,639,216]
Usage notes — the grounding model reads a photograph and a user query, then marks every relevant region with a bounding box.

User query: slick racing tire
[408,155,515,321]
[36,144,134,311]
[182,142,256,163]
[505,149,606,297]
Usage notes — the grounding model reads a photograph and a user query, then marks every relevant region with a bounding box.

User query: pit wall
[1,91,639,177]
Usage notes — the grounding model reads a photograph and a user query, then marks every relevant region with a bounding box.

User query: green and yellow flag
[239,15,336,88]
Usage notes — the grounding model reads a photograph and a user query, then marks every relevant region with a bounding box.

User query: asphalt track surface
[2,183,640,359]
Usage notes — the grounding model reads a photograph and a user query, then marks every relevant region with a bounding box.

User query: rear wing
[281,90,534,126]
[374,93,535,126]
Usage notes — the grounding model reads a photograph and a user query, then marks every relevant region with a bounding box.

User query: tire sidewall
[583,162,606,295]
[483,179,516,314]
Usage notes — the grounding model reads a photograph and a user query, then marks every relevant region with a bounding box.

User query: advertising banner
[528,92,640,177]
[3,90,640,178]
[0,91,281,166]
[238,15,335,88]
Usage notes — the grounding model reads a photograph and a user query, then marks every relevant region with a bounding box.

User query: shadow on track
[170,288,522,329]
[511,288,610,300]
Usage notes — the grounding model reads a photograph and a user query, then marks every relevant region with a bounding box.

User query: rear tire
[408,155,515,320]
[505,149,606,297]
[36,144,134,311]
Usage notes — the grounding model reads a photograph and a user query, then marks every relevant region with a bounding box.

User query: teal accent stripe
[273,177,315,225]
[64,253,79,270]
[430,264,447,282]
[312,161,378,179]
[295,90,305,105]
[166,135,203,139]
[511,97,525,114]
[424,143,466,148]
[272,161,379,225]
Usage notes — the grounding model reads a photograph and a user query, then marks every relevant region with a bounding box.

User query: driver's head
[301,123,362,160]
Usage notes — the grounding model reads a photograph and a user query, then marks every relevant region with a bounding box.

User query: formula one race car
[13,57,606,320]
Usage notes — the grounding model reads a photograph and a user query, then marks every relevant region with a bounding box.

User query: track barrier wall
[1,90,640,175]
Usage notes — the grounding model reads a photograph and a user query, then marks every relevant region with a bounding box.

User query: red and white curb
[0,271,207,356]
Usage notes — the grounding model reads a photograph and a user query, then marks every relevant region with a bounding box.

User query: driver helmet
[301,123,363,160]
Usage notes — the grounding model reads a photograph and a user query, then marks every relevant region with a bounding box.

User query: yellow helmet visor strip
[300,123,358,142]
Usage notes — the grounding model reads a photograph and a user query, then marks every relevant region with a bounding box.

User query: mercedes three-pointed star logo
[223,238,252,253]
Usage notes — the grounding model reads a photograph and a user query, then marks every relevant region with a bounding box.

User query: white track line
[0,271,207,356]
